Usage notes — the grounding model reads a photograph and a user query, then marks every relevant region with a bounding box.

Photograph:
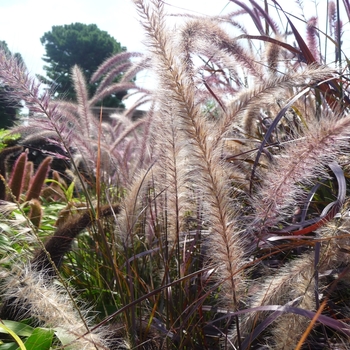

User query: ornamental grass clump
[1,0,350,349]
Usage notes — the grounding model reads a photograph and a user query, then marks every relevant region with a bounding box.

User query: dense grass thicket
[1,0,350,349]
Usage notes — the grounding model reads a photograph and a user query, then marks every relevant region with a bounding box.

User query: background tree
[0,41,23,129]
[39,23,127,107]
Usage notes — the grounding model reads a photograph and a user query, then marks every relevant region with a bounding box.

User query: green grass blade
[0,323,27,350]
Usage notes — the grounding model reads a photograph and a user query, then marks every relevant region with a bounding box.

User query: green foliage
[39,23,127,107]
[0,130,20,151]
[0,320,72,350]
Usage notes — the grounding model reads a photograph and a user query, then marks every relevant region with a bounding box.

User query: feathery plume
[22,160,33,193]
[90,51,142,83]
[32,204,120,276]
[7,151,27,202]
[328,1,337,37]
[71,65,94,138]
[223,65,335,149]
[266,38,281,74]
[253,113,350,232]
[0,146,22,200]
[132,0,247,310]
[306,17,320,63]
[0,265,109,350]
[237,253,315,348]
[28,199,42,228]
[25,156,52,201]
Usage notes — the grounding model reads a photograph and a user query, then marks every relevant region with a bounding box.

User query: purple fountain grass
[0,145,23,200]
[90,51,143,95]
[71,65,94,139]
[2,1,350,349]
[130,111,154,173]
[109,118,145,153]
[0,203,120,349]
[236,252,316,349]
[120,55,152,84]
[230,0,266,35]
[238,201,350,348]
[28,198,42,229]
[89,82,136,107]
[242,202,345,348]
[132,0,247,312]
[334,18,344,63]
[25,156,52,201]
[22,161,33,193]
[151,109,192,243]
[178,17,264,84]
[329,1,337,36]
[247,0,281,34]
[306,17,321,63]
[94,62,134,94]
[0,50,67,138]
[265,35,282,74]
[8,151,27,202]
[221,65,335,151]
[252,111,350,233]
[116,166,155,246]
[1,52,147,189]
[90,51,142,84]
[89,51,149,109]
[1,264,110,350]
